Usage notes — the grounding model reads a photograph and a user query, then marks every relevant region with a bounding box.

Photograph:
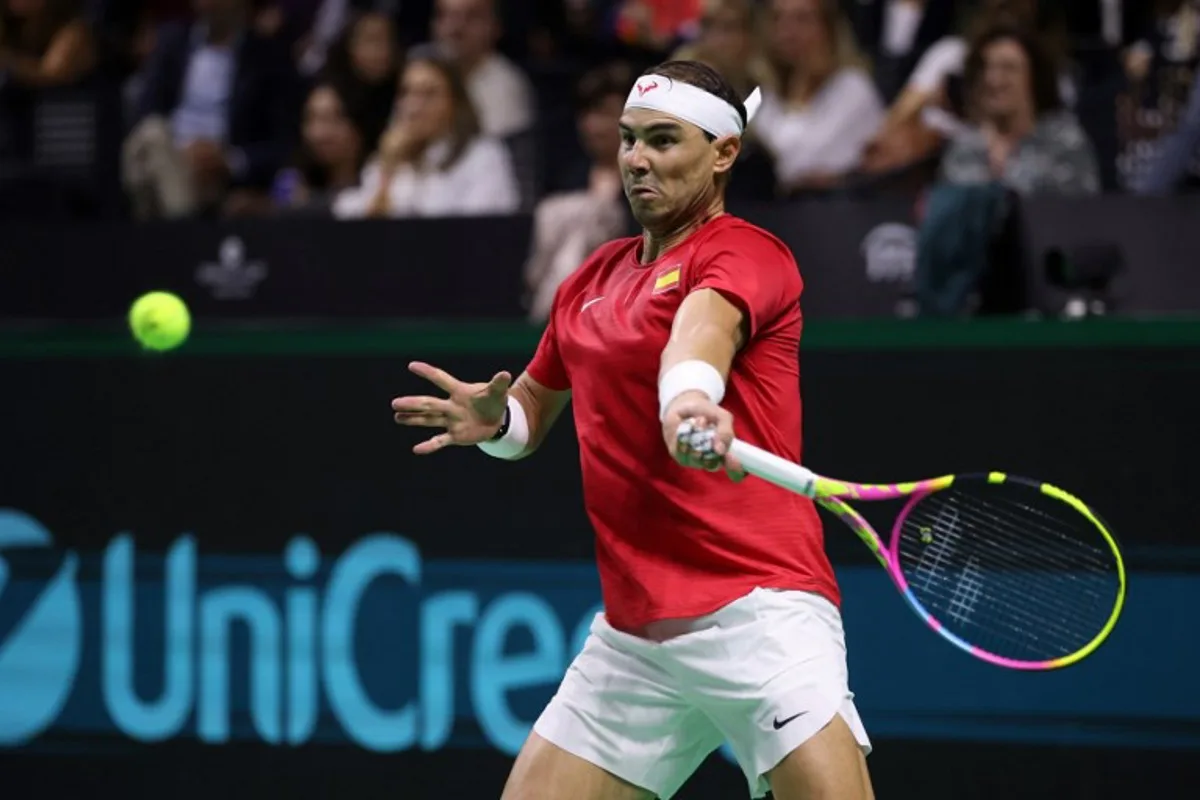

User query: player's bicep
[510,371,571,455]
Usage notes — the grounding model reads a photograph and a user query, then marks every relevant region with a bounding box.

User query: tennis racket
[676,422,1127,671]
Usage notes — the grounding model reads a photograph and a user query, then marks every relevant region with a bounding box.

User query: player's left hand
[662,392,745,481]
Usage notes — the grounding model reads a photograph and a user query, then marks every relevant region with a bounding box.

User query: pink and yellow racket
[678,423,1127,671]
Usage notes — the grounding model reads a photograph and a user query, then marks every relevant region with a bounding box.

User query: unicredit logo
[0,509,607,754]
[0,509,82,745]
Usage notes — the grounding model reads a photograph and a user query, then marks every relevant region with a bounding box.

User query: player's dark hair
[641,60,747,141]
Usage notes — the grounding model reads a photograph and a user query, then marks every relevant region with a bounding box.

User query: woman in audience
[274,79,368,214]
[752,0,885,195]
[321,10,402,155]
[860,0,1068,178]
[940,25,1099,196]
[333,47,520,218]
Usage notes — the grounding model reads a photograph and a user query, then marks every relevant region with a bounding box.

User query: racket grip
[728,439,819,498]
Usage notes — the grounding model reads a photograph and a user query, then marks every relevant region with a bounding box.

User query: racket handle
[728,439,819,498]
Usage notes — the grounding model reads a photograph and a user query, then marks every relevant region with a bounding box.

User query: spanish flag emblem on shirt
[653,267,681,293]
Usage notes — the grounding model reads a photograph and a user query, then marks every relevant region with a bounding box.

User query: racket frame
[726,439,1127,671]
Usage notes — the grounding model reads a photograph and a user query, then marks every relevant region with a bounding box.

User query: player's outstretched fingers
[409,361,461,394]
[413,432,453,455]
[485,370,513,398]
[392,395,455,416]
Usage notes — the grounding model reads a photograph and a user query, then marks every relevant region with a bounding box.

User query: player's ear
[712,134,741,177]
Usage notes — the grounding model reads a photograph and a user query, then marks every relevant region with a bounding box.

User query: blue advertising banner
[3,510,1198,755]
[3,509,1196,755]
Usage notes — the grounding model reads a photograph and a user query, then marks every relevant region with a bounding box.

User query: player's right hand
[391,361,511,455]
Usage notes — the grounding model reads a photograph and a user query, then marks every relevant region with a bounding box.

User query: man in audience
[121,0,301,219]
[431,0,535,138]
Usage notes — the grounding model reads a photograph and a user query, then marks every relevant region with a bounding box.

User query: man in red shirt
[392,60,873,800]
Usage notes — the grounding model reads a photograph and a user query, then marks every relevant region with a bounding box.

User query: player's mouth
[629,185,658,198]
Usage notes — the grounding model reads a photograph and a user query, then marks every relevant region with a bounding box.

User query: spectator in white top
[332,48,520,218]
[751,0,886,194]
[430,0,535,138]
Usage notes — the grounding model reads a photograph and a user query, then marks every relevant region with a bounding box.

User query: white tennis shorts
[532,587,871,799]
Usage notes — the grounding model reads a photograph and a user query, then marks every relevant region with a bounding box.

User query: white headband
[624,74,762,138]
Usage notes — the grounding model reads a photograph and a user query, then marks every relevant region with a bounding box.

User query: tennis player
[391,60,873,800]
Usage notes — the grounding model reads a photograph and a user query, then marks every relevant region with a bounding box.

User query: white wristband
[477,396,530,460]
[658,359,726,420]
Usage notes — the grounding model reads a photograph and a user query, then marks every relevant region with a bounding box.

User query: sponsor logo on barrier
[0,510,605,756]
[196,237,268,300]
[0,510,82,745]
[860,223,917,284]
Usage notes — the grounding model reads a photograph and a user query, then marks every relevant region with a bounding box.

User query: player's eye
[620,131,636,147]
[651,136,676,150]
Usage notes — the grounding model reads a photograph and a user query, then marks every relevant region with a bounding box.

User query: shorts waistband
[619,587,819,643]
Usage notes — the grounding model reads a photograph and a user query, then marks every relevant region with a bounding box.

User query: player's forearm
[659,288,744,384]
[501,374,571,460]
[660,322,736,381]
[657,289,745,419]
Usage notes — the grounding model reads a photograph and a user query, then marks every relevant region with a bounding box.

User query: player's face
[618,108,728,229]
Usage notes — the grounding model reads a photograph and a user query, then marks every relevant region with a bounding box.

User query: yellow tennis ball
[129,291,191,351]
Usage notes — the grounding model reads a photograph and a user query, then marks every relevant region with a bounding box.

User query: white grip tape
[728,439,819,497]
[477,396,529,460]
[658,359,726,420]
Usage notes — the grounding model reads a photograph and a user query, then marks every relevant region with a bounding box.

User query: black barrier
[0,217,535,320]
[1,321,1198,799]
[0,203,920,321]
[1020,195,1200,314]
[4,196,1199,321]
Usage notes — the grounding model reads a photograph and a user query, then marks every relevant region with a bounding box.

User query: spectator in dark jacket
[121,0,301,218]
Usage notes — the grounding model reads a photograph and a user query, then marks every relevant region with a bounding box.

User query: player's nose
[621,142,651,173]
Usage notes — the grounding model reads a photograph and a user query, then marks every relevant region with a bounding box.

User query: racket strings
[923,488,1109,570]
[902,497,1113,635]
[909,495,1113,615]
[902,537,1103,659]
[907,532,1090,646]
[959,489,1113,570]
[903,515,1102,650]
[896,483,1120,662]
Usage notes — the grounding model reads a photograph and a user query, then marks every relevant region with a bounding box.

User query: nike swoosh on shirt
[580,296,605,312]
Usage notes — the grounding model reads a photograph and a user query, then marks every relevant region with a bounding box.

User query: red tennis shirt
[526,214,839,631]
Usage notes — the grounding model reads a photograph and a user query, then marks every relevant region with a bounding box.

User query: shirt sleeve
[906,37,966,94]
[686,226,801,339]
[526,307,570,390]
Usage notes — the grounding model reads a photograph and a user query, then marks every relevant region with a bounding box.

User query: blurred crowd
[2,0,1199,313]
